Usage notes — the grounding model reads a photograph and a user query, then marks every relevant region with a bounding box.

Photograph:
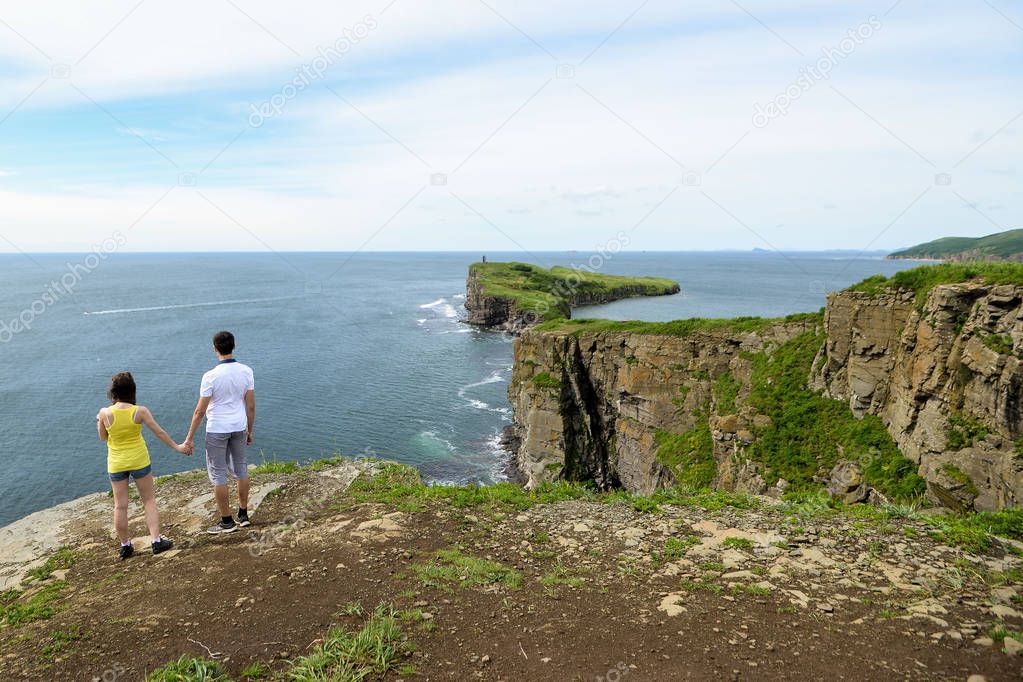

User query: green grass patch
[41,625,91,659]
[251,456,301,474]
[23,548,75,584]
[981,332,1017,356]
[146,655,230,681]
[849,262,1023,306]
[532,372,562,390]
[939,463,979,497]
[283,604,413,681]
[537,312,819,337]
[540,564,586,589]
[1,581,67,626]
[946,414,990,450]
[722,537,754,551]
[413,549,522,591]
[652,535,700,564]
[345,463,595,513]
[743,328,925,502]
[654,421,715,489]
[713,372,740,413]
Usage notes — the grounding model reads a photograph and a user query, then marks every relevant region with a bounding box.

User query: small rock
[1004,636,1023,656]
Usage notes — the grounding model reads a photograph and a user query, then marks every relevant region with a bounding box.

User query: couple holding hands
[96,331,256,560]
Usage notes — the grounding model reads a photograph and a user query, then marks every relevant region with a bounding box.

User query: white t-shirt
[200,360,255,434]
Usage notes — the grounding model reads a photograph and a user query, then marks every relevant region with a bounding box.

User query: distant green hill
[889,229,1023,262]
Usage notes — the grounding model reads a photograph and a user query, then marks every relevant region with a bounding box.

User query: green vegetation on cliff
[536,311,820,336]
[471,261,679,321]
[744,330,926,501]
[849,262,1023,304]
[889,228,1023,261]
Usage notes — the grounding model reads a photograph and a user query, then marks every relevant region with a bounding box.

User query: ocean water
[0,251,922,526]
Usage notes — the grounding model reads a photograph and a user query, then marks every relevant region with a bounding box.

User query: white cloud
[0,0,1018,252]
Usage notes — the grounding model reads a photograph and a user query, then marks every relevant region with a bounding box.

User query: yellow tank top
[106,406,151,473]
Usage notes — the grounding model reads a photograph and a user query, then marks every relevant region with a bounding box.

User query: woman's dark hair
[108,372,137,404]
[213,330,235,355]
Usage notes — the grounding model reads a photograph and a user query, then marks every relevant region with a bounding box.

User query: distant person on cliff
[183,331,256,535]
[97,372,186,559]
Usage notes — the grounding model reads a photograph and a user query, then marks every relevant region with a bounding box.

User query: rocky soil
[0,461,1020,681]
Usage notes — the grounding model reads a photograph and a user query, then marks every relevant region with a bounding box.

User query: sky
[0,0,1020,254]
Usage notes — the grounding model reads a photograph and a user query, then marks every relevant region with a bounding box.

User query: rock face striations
[815,283,1023,511]
[507,281,1023,511]
[465,262,681,332]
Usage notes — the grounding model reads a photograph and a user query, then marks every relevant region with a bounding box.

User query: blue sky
[0,0,1020,253]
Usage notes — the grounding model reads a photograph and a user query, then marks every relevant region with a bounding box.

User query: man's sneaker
[237,510,251,527]
[152,537,174,554]
[119,544,134,560]
[207,520,238,534]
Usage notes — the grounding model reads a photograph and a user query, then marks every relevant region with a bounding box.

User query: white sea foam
[419,298,446,309]
[83,295,298,316]
[457,370,505,398]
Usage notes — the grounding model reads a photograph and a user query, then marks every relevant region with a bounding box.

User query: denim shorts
[109,464,152,482]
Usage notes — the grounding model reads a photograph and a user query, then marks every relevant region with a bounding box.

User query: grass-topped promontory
[470,261,680,321]
[534,311,821,336]
[849,262,1023,305]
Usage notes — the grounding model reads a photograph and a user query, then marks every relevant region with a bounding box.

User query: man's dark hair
[213,331,235,355]
[108,372,137,404]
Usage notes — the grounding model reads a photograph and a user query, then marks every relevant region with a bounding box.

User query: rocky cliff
[507,283,1023,511]
[814,283,1023,511]
[507,316,824,496]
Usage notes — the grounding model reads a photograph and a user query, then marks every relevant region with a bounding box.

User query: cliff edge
[507,265,1023,511]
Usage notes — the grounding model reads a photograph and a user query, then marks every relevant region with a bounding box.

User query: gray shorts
[205,431,249,486]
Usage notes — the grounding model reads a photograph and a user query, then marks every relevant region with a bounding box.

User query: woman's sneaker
[152,537,174,554]
[119,544,134,560]
[207,520,238,534]
[237,510,251,527]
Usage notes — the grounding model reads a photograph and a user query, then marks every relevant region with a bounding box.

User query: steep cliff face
[507,284,1023,511]
[465,267,568,331]
[507,319,817,495]
[815,284,1023,511]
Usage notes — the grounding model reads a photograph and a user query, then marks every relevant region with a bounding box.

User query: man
[184,331,256,534]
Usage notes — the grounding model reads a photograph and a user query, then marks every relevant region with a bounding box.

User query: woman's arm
[137,406,187,453]
[96,408,109,442]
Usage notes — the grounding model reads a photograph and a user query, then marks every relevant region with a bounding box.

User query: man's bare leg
[214,484,231,517]
[238,478,250,510]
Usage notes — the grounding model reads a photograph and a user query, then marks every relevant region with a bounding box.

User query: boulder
[827,461,869,504]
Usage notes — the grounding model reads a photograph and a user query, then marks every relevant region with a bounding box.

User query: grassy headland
[469,261,680,322]
[889,228,1023,261]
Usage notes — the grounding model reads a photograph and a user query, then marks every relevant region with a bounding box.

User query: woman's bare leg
[134,473,162,543]
[111,479,130,544]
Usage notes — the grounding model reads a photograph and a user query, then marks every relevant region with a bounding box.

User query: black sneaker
[152,537,174,554]
[119,544,134,560]
[207,520,238,534]
[237,510,251,528]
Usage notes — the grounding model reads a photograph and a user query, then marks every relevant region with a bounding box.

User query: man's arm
[184,396,212,452]
[244,390,255,445]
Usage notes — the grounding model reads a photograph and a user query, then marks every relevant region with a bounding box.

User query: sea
[0,251,923,527]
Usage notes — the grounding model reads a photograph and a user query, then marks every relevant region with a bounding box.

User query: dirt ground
[0,460,1020,681]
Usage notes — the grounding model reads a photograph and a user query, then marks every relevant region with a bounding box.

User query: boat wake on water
[83,295,300,316]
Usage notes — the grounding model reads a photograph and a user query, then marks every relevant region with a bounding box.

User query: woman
[97,372,188,559]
